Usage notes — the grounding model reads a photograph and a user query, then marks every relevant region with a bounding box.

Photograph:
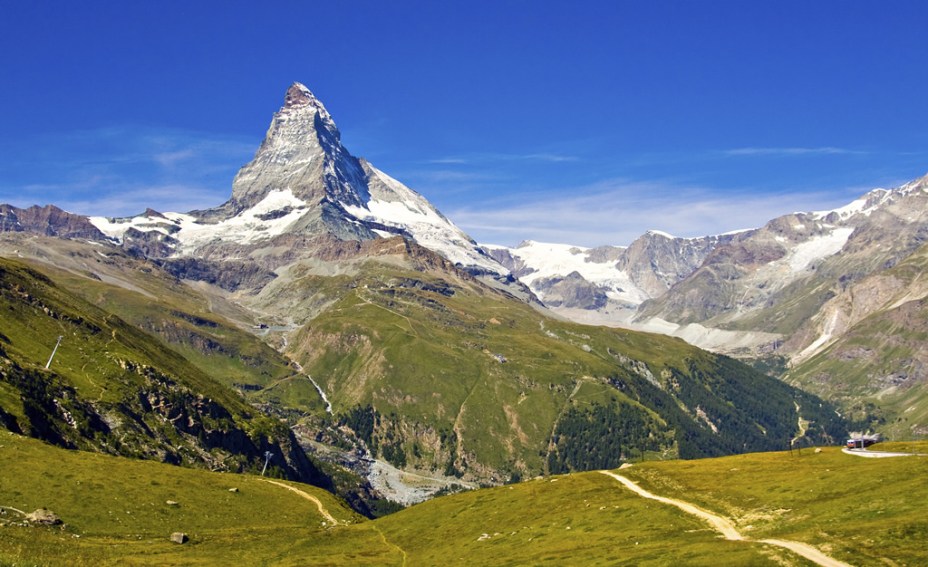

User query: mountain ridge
[491,173,928,439]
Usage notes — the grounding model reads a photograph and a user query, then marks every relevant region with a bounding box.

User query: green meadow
[2,433,924,566]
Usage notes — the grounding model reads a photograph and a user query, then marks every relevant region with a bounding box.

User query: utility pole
[45,336,63,369]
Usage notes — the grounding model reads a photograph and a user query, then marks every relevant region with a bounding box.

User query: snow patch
[91,189,310,254]
[342,165,506,274]
[90,211,177,241]
[646,229,675,239]
[786,228,854,272]
[490,240,650,305]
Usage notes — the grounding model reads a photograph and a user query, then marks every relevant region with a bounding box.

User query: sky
[2,1,927,247]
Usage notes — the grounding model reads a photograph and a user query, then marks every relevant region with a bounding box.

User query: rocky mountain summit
[86,82,503,289]
[0,204,106,240]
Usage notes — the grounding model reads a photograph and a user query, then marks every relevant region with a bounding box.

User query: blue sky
[2,2,927,247]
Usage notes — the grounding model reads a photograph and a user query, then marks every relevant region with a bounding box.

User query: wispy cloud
[0,125,254,215]
[723,146,866,157]
[447,178,866,248]
[426,152,579,165]
[58,184,230,217]
[426,157,470,165]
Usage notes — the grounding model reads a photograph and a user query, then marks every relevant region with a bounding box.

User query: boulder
[25,508,62,526]
[170,532,189,544]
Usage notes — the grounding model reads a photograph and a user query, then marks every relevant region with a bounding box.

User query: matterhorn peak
[283,82,318,108]
[89,81,507,277]
[221,81,363,211]
[279,82,334,125]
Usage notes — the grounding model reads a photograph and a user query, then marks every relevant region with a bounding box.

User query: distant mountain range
[488,174,928,438]
[3,82,919,509]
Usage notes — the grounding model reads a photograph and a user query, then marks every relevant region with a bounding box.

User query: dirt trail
[600,470,742,540]
[260,478,408,563]
[372,524,408,567]
[259,479,340,525]
[842,447,924,458]
[599,470,852,567]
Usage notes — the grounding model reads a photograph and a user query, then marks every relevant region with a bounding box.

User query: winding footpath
[259,479,340,525]
[261,479,408,564]
[599,470,853,567]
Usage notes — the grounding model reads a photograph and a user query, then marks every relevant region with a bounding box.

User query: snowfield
[483,240,650,305]
[786,227,855,272]
[90,189,311,254]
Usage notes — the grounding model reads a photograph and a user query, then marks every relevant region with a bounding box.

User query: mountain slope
[3,432,925,566]
[486,232,732,326]
[2,232,847,484]
[0,256,322,482]
[783,242,928,438]
[275,244,845,480]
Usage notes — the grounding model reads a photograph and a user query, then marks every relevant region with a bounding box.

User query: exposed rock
[0,204,108,240]
[158,257,277,292]
[532,271,607,310]
[618,231,729,298]
[121,227,179,259]
[170,532,189,544]
[25,508,62,526]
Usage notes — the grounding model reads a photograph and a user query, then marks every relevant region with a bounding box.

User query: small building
[846,433,880,449]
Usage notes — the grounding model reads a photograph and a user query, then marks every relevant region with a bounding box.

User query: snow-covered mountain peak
[88,82,508,277]
[224,81,366,213]
[811,174,928,223]
[276,82,337,135]
[898,171,928,195]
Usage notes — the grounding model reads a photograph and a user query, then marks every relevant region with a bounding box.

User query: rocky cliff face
[0,204,107,240]
[618,231,732,298]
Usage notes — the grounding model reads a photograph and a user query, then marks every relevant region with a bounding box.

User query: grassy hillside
[0,238,304,404]
[0,433,363,566]
[0,239,848,486]
[3,433,924,565]
[619,443,928,565]
[0,257,322,482]
[286,259,846,480]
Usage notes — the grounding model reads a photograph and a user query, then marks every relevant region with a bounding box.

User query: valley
[0,80,924,564]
